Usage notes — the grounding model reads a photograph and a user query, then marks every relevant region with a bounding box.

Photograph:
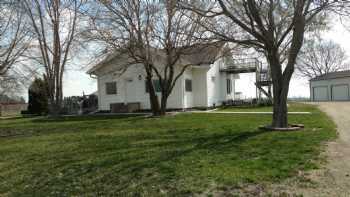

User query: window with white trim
[106,82,117,95]
[185,79,192,92]
[226,78,232,94]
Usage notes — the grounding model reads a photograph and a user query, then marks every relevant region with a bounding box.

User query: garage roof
[310,70,350,81]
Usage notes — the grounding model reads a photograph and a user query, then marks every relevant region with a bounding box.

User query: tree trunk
[270,3,305,128]
[272,83,289,128]
[48,99,60,116]
[268,49,290,128]
[160,94,168,116]
[46,75,62,117]
[146,76,161,116]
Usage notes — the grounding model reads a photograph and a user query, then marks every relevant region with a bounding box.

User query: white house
[87,44,246,112]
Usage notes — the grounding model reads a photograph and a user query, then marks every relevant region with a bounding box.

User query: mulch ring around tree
[259,124,305,131]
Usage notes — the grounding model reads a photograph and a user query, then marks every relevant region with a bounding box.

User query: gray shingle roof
[180,41,226,65]
[310,70,350,81]
[87,42,227,74]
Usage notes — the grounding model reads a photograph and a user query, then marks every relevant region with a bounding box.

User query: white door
[125,78,137,103]
[313,86,329,101]
[332,84,349,101]
[184,79,193,108]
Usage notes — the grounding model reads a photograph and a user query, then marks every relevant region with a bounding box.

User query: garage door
[332,84,349,101]
[313,86,329,101]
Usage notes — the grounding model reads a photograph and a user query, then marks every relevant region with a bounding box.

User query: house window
[185,79,192,92]
[106,82,117,95]
[145,80,161,93]
[227,78,232,94]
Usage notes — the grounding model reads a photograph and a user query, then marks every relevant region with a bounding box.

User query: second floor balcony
[220,58,260,74]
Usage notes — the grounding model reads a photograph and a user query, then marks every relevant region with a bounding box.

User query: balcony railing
[220,58,260,74]
[221,57,272,86]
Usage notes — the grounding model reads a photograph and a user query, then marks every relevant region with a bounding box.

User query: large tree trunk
[145,75,161,116]
[272,82,289,128]
[270,2,305,128]
[268,49,290,128]
[48,94,62,116]
[46,74,63,116]
[160,94,168,116]
[48,95,60,116]
[268,48,296,128]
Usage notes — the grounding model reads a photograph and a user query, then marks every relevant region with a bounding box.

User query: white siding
[192,67,208,107]
[96,64,184,110]
[94,55,239,110]
[166,68,184,109]
[206,59,236,107]
[225,74,236,100]
[207,61,221,107]
[97,65,147,110]
[183,69,193,108]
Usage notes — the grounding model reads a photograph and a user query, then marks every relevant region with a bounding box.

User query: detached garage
[310,70,350,101]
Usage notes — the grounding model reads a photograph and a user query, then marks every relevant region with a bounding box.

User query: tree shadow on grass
[1,115,151,139]
[41,129,269,195]
[8,126,272,195]
[101,129,269,194]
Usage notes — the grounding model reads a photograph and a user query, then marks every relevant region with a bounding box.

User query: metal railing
[220,58,260,72]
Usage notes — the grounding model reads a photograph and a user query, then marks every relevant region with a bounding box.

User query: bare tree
[147,1,222,115]
[297,37,348,79]
[0,75,21,97]
[21,0,83,115]
[85,0,162,115]
[182,0,350,128]
[0,0,29,79]
[86,0,219,115]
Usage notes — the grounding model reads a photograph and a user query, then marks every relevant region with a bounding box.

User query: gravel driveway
[307,102,350,196]
[270,102,350,196]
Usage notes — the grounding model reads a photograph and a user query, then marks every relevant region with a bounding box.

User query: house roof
[86,51,125,75]
[87,42,227,75]
[310,70,350,81]
[180,41,226,65]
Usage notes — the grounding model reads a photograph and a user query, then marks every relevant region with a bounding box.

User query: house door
[124,78,137,103]
[184,79,193,108]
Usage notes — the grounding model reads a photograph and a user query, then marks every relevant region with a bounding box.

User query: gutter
[89,73,97,79]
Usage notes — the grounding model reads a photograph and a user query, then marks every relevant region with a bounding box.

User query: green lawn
[218,102,312,112]
[0,103,336,196]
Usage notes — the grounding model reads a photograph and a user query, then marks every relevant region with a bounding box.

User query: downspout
[124,79,128,105]
[89,74,97,79]
[309,80,312,101]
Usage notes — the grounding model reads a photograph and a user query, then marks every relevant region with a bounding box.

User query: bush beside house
[27,77,48,115]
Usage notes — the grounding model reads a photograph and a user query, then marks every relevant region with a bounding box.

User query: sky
[60,18,350,100]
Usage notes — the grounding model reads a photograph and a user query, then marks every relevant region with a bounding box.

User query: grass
[218,102,312,112]
[0,103,336,196]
